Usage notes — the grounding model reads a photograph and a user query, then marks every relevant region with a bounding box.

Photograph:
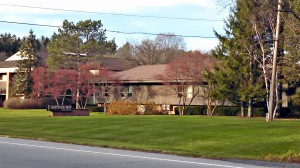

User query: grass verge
[0,108,299,163]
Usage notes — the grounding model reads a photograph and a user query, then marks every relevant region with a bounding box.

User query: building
[89,64,214,113]
[0,52,134,105]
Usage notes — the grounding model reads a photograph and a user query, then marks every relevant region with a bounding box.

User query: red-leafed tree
[82,62,118,113]
[31,66,47,98]
[31,67,77,106]
[46,69,77,106]
[159,51,215,115]
[31,63,115,109]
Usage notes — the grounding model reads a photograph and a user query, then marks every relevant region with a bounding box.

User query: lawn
[0,108,299,163]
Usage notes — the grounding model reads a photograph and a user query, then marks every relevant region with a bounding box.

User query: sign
[47,105,72,112]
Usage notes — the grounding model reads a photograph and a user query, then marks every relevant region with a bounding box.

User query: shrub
[175,106,266,117]
[3,97,73,109]
[107,101,138,115]
[4,98,44,109]
[253,107,267,117]
[213,106,240,116]
[144,103,168,115]
[143,102,168,115]
[175,106,206,115]
[88,106,104,112]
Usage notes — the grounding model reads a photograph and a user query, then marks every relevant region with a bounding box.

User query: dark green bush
[88,106,104,112]
[175,106,266,117]
[253,108,267,117]
[213,106,239,116]
[175,106,206,115]
[278,107,292,118]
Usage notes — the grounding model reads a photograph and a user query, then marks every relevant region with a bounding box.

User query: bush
[107,101,138,115]
[106,101,168,115]
[88,106,104,112]
[175,106,266,117]
[175,106,206,115]
[253,107,267,117]
[144,103,168,115]
[4,98,44,109]
[3,97,73,109]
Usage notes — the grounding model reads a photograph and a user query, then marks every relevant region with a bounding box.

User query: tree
[127,33,186,65]
[31,67,77,106]
[282,1,300,85]
[46,19,117,69]
[11,30,39,98]
[155,33,186,63]
[0,33,23,61]
[159,51,213,115]
[212,0,269,117]
[82,62,118,113]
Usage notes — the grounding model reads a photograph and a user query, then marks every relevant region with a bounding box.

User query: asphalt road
[0,137,296,168]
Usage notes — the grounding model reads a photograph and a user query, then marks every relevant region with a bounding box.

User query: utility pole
[268,0,282,122]
[64,52,87,109]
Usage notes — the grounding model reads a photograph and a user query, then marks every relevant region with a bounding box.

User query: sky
[0,0,230,51]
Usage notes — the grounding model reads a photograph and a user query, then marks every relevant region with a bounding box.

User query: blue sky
[0,0,230,51]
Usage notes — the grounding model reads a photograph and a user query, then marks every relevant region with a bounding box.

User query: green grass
[0,108,300,163]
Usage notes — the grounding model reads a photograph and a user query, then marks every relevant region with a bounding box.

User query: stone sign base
[51,109,89,116]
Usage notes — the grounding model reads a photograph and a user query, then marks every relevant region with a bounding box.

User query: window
[177,85,183,97]
[162,104,170,111]
[127,86,133,97]
[120,86,133,98]
[187,86,193,98]
[104,88,109,97]
[0,74,6,81]
[120,87,125,98]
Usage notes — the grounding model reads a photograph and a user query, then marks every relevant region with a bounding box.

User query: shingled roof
[0,61,17,68]
[116,64,167,83]
[99,57,135,71]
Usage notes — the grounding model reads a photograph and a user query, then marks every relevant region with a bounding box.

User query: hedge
[3,97,72,109]
[175,106,267,117]
[87,106,105,112]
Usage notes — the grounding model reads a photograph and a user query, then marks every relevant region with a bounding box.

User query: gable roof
[116,64,167,83]
[5,52,25,61]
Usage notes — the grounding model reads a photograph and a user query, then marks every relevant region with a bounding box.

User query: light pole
[64,52,87,109]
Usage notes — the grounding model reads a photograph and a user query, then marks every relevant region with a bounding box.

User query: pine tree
[282,0,300,106]
[11,30,39,98]
[212,0,269,117]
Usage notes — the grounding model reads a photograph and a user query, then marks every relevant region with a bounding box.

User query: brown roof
[99,57,135,71]
[0,61,17,68]
[116,64,167,82]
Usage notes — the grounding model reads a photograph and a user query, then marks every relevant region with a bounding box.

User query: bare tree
[128,33,186,65]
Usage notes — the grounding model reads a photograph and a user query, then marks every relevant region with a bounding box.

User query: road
[0,137,287,168]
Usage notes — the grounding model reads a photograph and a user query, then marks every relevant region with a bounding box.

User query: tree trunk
[241,102,245,117]
[248,98,253,117]
[207,105,212,116]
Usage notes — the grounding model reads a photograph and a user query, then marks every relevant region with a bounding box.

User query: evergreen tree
[212,0,269,117]
[11,30,39,98]
[46,19,117,69]
[282,0,300,105]
[283,1,300,85]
